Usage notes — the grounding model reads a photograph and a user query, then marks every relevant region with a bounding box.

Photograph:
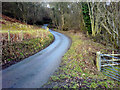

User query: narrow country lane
[1,30,71,88]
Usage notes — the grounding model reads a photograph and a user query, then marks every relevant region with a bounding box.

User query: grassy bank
[42,30,120,88]
[1,15,54,69]
[2,33,54,69]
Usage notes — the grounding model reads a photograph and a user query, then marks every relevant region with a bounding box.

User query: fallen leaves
[42,31,120,88]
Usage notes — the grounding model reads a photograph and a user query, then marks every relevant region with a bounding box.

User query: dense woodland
[2,2,120,51]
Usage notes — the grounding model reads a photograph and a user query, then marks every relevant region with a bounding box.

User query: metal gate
[96,52,120,81]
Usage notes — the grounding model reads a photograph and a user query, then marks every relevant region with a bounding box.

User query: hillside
[1,14,54,69]
[1,14,41,31]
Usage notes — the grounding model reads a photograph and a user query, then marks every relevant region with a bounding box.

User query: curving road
[1,29,71,88]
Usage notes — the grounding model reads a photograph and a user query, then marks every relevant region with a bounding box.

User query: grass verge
[42,30,120,88]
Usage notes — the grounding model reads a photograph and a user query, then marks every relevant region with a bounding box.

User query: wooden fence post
[21,30,24,41]
[37,30,38,38]
[96,51,101,71]
[112,51,114,63]
[42,30,44,38]
[8,30,10,41]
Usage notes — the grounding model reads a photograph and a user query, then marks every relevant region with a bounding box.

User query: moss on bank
[42,30,120,88]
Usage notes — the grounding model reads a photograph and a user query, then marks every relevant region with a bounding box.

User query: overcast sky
[1,0,119,2]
